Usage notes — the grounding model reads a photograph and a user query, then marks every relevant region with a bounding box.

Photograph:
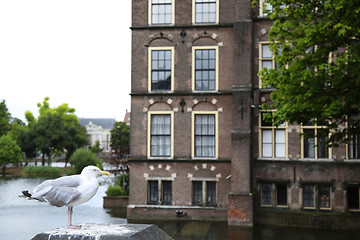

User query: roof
[124,112,131,125]
[79,118,116,130]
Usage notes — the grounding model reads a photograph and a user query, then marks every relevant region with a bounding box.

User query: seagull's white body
[21,165,110,228]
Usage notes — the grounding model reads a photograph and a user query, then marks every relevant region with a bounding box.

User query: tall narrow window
[276,184,287,207]
[259,111,287,159]
[150,0,173,25]
[162,181,172,204]
[261,184,272,206]
[349,133,360,159]
[193,181,203,204]
[303,185,315,209]
[150,114,171,157]
[319,186,331,210]
[206,181,216,205]
[148,180,159,204]
[347,186,360,211]
[194,114,215,157]
[193,47,218,91]
[194,0,217,24]
[149,47,173,92]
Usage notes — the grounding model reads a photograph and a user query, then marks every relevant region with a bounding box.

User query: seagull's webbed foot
[67,224,82,229]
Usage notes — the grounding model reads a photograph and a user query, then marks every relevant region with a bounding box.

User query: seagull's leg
[67,206,81,229]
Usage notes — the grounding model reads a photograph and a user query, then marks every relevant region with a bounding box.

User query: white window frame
[147,111,174,159]
[192,0,219,25]
[191,111,218,159]
[192,46,219,92]
[148,47,175,92]
[258,110,288,159]
[148,0,175,25]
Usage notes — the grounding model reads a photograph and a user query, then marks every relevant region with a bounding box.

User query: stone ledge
[31,224,172,240]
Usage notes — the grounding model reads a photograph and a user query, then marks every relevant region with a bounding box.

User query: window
[259,42,280,88]
[303,185,315,209]
[149,0,174,25]
[193,181,217,206]
[148,180,159,204]
[276,184,288,207]
[192,46,218,91]
[261,184,272,206]
[193,181,203,204]
[206,181,216,205]
[148,112,174,158]
[302,123,330,159]
[303,184,332,210]
[162,181,172,204]
[347,185,360,211]
[348,124,360,159]
[260,183,288,208]
[192,112,218,158]
[259,111,287,159]
[259,0,272,17]
[193,0,218,24]
[148,180,173,205]
[148,47,174,92]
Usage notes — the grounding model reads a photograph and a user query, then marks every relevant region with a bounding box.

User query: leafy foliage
[0,100,11,136]
[259,0,360,145]
[0,135,23,173]
[23,166,61,176]
[70,148,102,174]
[106,174,129,196]
[110,121,130,158]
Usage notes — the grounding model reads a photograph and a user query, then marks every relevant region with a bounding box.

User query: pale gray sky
[0,0,132,122]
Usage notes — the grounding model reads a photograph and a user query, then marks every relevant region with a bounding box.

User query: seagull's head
[81,165,110,178]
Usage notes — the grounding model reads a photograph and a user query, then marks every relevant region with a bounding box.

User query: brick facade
[129,0,360,228]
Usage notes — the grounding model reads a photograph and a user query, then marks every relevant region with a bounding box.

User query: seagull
[20,165,110,229]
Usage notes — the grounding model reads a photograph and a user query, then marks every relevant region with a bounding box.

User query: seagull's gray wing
[31,175,82,207]
[42,185,81,207]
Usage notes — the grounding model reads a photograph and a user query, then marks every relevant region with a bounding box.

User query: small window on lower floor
[162,181,172,204]
[206,181,216,206]
[303,184,332,210]
[192,181,217,206]
[347,185,360,211]
[148,180,159,204]
[276,184,288,207]
[260,183,288,208]
[147,180,172,205]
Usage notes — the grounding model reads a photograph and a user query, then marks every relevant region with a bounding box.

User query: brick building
[128,0,360,228]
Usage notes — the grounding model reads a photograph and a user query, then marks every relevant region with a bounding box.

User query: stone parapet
[31,224,172,240]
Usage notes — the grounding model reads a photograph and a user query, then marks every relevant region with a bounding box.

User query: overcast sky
[0,0,131,122]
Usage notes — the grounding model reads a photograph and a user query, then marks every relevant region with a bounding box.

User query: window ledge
[257,158,290,161]
[298,158,334,162]
[128,204,224,210]
[344,159,360,163]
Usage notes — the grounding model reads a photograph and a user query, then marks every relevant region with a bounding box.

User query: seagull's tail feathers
[18,190,32,199]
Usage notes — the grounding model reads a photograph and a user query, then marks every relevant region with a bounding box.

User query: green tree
[25,97,88,165]
[0,135,23,174]
[110,121,130,158]
[0,100,11,136]
[70,148,102,174]
[259,0,360,146]
[32,112,67,165]
[91,141,103,154]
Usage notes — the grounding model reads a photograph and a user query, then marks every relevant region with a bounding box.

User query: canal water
[1,176,360,240]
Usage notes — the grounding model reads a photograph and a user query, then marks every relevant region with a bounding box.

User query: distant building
[79,118,116,152]
[124,111,131,125]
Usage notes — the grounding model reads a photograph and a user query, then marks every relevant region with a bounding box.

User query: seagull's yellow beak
[101,171,110,176]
